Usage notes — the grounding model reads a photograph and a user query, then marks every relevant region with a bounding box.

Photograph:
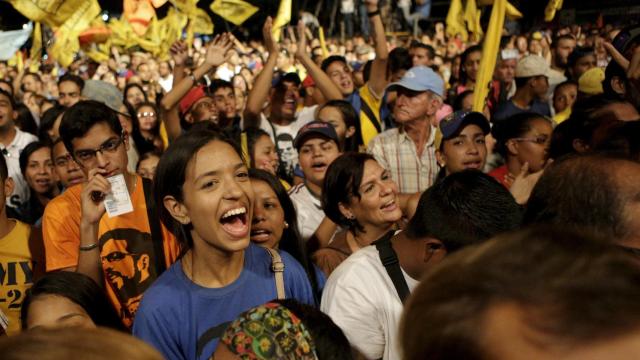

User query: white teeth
[221,207,246,220]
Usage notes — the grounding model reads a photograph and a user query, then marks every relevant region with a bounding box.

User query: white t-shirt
[288,183,324,242]
[1,128,37,209]
[244,105,317,178]
[158,74,174,93]
[321,245,419,360]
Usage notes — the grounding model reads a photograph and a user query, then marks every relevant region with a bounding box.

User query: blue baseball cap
[434,111,490,149]
[294,121,340,150]
[386,66,445,97]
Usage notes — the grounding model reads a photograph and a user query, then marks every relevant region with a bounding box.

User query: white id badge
[104,174,134,218]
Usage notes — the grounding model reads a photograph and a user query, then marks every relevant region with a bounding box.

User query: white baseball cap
[515,55,551,78]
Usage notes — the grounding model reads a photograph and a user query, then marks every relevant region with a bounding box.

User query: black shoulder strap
[360,98,383,134]
[374,231,410,303]
[142,178,167,276]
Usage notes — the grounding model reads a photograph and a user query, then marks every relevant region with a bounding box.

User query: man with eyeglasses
[42,100,180,329]
[493,55,552,123]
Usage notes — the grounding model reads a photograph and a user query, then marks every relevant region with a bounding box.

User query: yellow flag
[464,0,483,42]
[8,0,91,28]
[319,27,329,59]
[29,22,42,71]
[473,0,505,112]
[477,0,522,19]
[191,7,214,34]
[110,6,186,59]
[49,0,101,67]
[544,0,563,22]
[446,0,467,42]
[505,2,523,19]
[210,0,259,26]
[272,0,291,40]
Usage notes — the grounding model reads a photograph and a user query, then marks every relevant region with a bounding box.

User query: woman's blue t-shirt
[132,243,315,360]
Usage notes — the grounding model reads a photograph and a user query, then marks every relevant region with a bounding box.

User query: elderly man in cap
[367,66,444,193]
[493,55,552,123]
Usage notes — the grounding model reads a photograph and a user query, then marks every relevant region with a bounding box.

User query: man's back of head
[406,170,522,253]
[401,226,640,360]
[524,154,640,247]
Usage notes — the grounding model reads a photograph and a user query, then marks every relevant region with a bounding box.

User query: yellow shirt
[358,85,384,147]
[0,220,36,335]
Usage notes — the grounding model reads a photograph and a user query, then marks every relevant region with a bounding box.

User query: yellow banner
[108,6,187,59]
[8,0,91,28]
[123,0,156,36]
[49,0,101,67]
[473,0,505,112]
[210,0,259,26]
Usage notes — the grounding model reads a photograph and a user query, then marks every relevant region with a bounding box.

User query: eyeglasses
[137,111,156,118]
[73,135,124,166]
[512,135,550,145]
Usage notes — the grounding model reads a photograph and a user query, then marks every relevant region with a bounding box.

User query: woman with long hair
[133,127,314,360]
[249,169,323,303]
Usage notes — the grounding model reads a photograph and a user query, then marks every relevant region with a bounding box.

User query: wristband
[79,243,99,251]
[367,9,380,17]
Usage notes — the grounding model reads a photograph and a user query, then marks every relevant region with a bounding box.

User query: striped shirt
[367,127,438,193]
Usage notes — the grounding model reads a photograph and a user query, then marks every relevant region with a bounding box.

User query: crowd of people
[1,0,640,358]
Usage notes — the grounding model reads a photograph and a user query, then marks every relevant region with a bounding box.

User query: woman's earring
[284,221,289,229]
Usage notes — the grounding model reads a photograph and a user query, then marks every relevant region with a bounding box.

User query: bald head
[524,155,640,246]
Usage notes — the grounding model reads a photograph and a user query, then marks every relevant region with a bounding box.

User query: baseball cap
[578,67,605,95]
[293,121,340,150]
[179,85,206,116]
[515,55,551,78]
[82,80,124,113]
[386,66,445,97]
[272,72,301,88]
[434,111,490,149]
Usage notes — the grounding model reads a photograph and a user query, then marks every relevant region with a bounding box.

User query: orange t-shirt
[42,175,180,328]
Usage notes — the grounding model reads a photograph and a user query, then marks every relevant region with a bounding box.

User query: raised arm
[161,41,188,141]
[366,0,389,97]
[160,35,232,111]
[244,17,279,128]
[161,36,233,140]
[294,21,343,101]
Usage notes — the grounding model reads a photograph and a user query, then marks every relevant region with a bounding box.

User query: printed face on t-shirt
[99,228,156,320]
[276,133,296,176]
